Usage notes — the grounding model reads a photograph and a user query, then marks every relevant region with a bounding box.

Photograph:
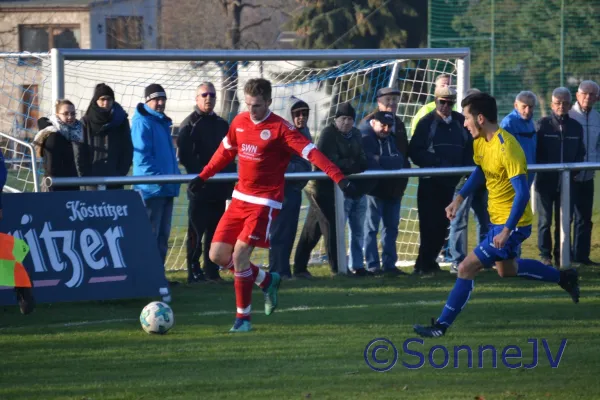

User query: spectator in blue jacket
[360,111,407,276]
[500,91,538,185]
[131,84,181,282]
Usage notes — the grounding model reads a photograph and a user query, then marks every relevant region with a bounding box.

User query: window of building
[106,16,144,49]
[21,84,39,130]
[19,25,81,52]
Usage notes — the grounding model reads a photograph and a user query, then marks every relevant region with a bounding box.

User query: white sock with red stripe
[234,267,253,321]
[250,262,271,290]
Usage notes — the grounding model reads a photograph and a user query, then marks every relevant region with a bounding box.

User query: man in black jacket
[535,87,585,268]
[177,82,235,283]
[360,111,408,276]
[408,86,473,275]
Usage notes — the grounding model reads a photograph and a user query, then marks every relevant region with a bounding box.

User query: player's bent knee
[209,243,233,266]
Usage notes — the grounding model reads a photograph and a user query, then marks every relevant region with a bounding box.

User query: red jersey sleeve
[279,121,346,184]
[199,120,238,180]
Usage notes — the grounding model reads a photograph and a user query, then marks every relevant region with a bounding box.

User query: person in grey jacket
[268,97,313,279]
[569,80,600,266]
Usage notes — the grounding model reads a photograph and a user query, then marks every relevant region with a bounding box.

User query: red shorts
[212,198,280,248]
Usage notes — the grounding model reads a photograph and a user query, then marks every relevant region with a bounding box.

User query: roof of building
[0,0,132,10]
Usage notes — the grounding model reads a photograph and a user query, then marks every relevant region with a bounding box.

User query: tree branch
[239,3,262,11]
[239,16,272,34]
[218,0,229,15]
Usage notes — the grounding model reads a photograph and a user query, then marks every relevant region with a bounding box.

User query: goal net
[0,49,468,270]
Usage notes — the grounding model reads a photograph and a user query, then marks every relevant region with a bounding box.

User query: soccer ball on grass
[140,301,174,334]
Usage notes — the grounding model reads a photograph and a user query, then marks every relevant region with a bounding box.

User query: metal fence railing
[47,162,600,273]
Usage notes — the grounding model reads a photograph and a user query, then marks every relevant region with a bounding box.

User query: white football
[140,301,175,334]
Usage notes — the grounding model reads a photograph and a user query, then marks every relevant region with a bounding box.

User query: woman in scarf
[33,99,83,192]
[79,83,133,190]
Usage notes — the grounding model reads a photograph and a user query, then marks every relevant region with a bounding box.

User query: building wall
[0,10,91,52]
[90,0,158,49]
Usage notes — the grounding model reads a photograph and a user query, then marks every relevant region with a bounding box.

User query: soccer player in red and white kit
[188,78,358,332]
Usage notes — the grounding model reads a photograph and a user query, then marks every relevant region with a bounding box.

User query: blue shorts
[473,224,532,268]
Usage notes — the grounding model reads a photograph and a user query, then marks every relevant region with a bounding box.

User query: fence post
[50,48,64,103]
[334,185,348,275]
[560,170,571,268]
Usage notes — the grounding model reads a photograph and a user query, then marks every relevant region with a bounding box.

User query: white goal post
[2,48,470,273]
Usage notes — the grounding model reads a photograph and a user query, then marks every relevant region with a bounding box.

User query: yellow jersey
[473,128,533,227]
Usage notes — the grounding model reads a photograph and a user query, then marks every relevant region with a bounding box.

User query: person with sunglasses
[268,96,313,279]
[408,86,473,276]
[177,82,235,284]
[33,99,83,192]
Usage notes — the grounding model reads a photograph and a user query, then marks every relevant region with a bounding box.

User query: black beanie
[145,83,167,102]
[335,102,356,120]
[291,100,309,112]
[92,83,114,102]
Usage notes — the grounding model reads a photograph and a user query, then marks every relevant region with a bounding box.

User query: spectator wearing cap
[408,86,473,275]
[79,83,133,190]
[569,80,600,266]
[360,111,408,276]
[268,96,313,279]
[294,102,370,277]
[411,74,456,135]
[358,86,411,198]
[131,83,181,283]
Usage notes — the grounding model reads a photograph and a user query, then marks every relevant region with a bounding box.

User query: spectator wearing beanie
[131,83,181,284]
[268,96,313,279]
[294,101,370,277]
[79,83,133,190]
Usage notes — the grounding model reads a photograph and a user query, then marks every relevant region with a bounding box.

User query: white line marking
[1,294,597,331]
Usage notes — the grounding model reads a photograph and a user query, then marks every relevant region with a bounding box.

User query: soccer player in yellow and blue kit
[414,92,580,338]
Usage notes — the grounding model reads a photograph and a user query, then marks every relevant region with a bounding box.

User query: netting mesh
[429,0,600,118]
[0,52,462,270]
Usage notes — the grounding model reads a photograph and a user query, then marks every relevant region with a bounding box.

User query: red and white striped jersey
[199,111,345,209]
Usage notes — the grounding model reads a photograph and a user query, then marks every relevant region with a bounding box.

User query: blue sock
[437,278,474,328]
[517,259,560,283]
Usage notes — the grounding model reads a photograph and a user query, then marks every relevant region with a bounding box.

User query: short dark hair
[244,78,272,101]
[461,92,498,123]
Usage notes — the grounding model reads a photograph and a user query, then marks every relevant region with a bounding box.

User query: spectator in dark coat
[268,96,313,279]
[408,86,473,275]
[360,111,408,276]
[79,83,133,190]
[177,82,234,283]
[535,87,586,267]
[293,102,368,277]
[33,99,82,192]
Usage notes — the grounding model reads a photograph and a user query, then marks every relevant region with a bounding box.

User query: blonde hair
[55,99,75,113]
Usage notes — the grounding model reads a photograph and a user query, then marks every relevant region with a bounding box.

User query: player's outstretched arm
[190,136,237,194]
[445,166,485,220]
[282,127,359,197]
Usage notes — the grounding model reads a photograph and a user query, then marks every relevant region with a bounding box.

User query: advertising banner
[0,190,170,305]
